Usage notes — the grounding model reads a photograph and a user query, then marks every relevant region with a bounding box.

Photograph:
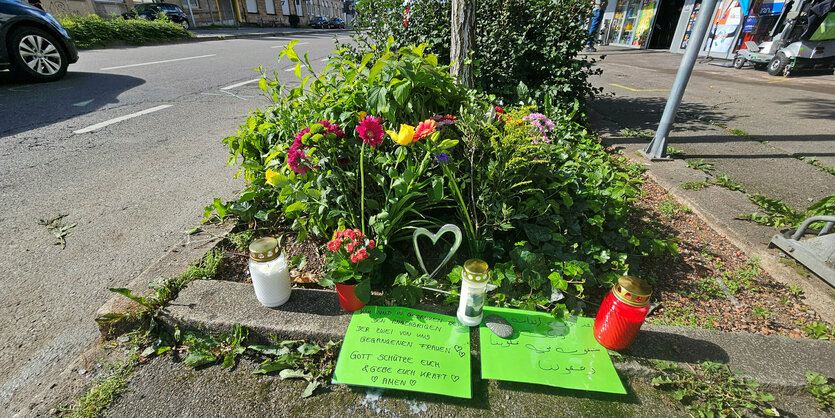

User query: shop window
[246,0,257,13]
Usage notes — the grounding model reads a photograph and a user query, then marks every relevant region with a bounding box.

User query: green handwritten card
[333,306,472,398]
[479,306,625,394]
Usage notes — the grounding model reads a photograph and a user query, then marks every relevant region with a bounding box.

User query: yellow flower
[387,124,416,146]
[356,111,367,122]
[265,169,280,186]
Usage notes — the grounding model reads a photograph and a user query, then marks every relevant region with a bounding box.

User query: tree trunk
[450,0,476,88]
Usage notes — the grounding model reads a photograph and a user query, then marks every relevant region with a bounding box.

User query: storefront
[668,0,788,56]
[603,0,687,49]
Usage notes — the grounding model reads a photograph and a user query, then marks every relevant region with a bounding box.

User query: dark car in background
[122,3,191,30]
[309,16,329,29]
[329,17,345,29]
[0,0,78,82]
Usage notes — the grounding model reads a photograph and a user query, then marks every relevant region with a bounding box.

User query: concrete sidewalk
[585,46,835,323]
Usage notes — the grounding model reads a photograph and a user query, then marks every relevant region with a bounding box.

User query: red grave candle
[594,276,653,351]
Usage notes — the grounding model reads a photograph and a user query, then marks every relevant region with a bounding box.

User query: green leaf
[248,344,291,356]
[354,279,371,303]
[302,380,320,398]
[253,354,300,374]
[185,227,201,235]
[184,351,217,367]
[279,368,312,380]
[390,79,411,106]
[108,288,151,308]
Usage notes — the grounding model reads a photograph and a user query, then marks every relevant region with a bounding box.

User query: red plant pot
[335,283,366,312]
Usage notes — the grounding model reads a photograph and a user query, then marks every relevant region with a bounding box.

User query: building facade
[38,0,346,28]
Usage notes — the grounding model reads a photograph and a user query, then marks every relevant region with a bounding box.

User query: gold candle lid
[612,276,652,307]
[249,237,280,262]
[463,259,489,283]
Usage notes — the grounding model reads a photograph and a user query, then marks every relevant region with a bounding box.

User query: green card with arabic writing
[479,306,626,394]
[333,306,472,398]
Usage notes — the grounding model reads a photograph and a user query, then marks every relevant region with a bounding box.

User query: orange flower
[413,119,436,142]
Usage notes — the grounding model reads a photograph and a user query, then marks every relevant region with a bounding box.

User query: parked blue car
[0,0,78,82]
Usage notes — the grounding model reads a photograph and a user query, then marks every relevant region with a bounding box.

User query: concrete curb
[587,105,835,325]
[81,29,348,50]
[163,280,835,393]
[94,222,234,337]
[188,28,347,43]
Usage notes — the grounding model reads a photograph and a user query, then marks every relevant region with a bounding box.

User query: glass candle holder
[593,276,652,350]
[248,237,291,307]
[457,258,489,327]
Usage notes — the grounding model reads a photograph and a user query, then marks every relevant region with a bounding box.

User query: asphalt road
[0,31,349,415]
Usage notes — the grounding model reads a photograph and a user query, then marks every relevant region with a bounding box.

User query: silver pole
[185,0,196,28]
[641,0,719,160]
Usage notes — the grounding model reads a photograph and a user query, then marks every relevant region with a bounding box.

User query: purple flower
[435,153,450,163]
[522,113,554,144]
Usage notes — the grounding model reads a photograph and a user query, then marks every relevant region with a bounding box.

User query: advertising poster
[706,0,743,53]
[680,1,702,49]
[632,0,660,47]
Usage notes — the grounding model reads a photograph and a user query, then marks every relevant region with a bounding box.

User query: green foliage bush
[289,15,300,28]
[209,40,676,315]
[345,0,600,104]
[58,14,192,49]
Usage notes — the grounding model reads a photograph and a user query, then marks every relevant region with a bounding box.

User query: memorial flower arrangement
[214,41,675,317]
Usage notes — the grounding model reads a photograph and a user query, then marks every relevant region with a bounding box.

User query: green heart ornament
[412,224,463,279]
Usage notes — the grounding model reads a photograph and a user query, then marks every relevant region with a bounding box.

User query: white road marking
[72,100,93,107]
[221,78,261,90]
[271,42,308,49]
[73,104,172,134]
[320,58,329,62]
[100,54,216,71]
[284,65,308,72]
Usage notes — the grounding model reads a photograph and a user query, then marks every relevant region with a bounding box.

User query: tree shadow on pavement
[589,96,736,135]
[773,97,835,121]
[0,71,145,137]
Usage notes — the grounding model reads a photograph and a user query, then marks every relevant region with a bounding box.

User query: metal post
[184,0,196,28]
[640,0,718,160]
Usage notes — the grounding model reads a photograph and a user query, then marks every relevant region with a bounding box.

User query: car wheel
[180,19,190,30]
[8,26,68,82]
[732,54,746,69]
[767,52,789,76]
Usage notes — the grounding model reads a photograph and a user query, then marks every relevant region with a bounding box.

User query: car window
[162,4,181,12]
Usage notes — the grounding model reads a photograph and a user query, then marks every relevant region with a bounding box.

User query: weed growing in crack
[686,159,714,174]
[228,230,256,251]
[680,181,709,191]
[620,127,653,140]
[651,361,778,417]
[658,198,691,218]
[709,173,744,192]
[38,214,77,249]
[666,146,684,157]
[738,194,835,229]
[806,372,835,410]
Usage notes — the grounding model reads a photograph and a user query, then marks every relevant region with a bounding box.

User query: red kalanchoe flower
[495,106,504,114]
[356,115,385,148]
[350,253,359,263]
[345,242,355,253]
[327,239,341,252]
[413,119,436,142]
[354,248,368,261]
[367,239,375,249]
